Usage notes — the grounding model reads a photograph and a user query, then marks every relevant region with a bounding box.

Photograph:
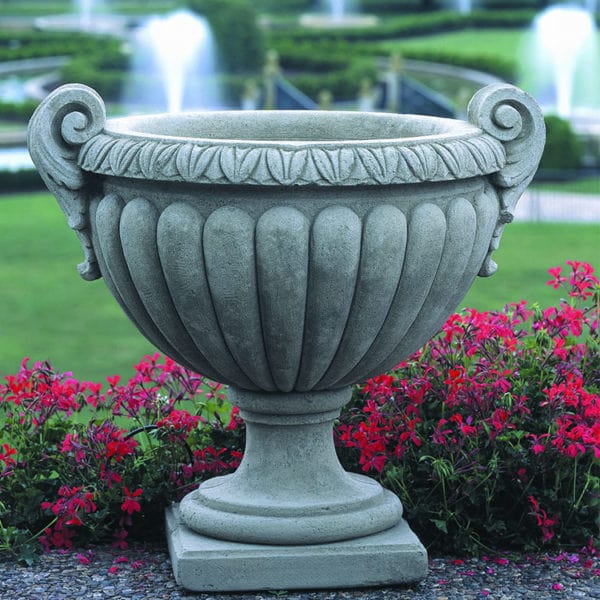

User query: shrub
[0,99,38,121]
[269,10,536,44]
[0,261,597,563]
[0,32,121,62]
[186,0,265,73]
[0,169,44,193]
[337,260,599,555]
[0,355,243,563]
[288,59,378,100]
[539,115,584,172]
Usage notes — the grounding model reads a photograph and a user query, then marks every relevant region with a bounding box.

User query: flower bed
[0,261,598,566]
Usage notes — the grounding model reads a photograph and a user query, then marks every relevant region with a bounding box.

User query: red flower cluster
[0,261,597,560]
[0,353,243,555]
[528,495,559,543]
[39,485,97,549]
[337,261,599,553]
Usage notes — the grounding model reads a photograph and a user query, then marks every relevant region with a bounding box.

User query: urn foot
[166,504,428,592]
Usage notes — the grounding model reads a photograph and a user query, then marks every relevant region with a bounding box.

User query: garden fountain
[528,4,600,119]
[300,0,378,28]
[456,0,472,14]
[27,81,544,591]
[75,0,103,30]
[124,10,222,113]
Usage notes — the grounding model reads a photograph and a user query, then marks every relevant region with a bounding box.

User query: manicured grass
[0,192,155,383]
[532,177,600,195]
[381,28,600,106]
[0,1,179,16]
[460,221,599,310]
[1,192,598,383]
[382,28,529,64]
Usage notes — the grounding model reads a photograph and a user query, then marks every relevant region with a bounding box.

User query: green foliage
[0,31,120,62]
[252,0,310,12]
[0,1,179,16]
[395,47,515,80]
[0,99,38,122]
[266,10,534,83]
[0,357,242,561]
[338,262,599,555]
[289,59,378,101]
[186,0,265,73]
[0,264,597,561]
[60,42,129,101]
[540,116,584,171]
[269,10,536,44]
[251,0,540,12]
[0,170,43,193]
[269,38,378,100]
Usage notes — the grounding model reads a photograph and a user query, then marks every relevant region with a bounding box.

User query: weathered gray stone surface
[27,82,545,592]
[180,387,403,545]
[166,504,428,592]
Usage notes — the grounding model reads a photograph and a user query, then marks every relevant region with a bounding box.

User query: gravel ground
[1,543,598,600]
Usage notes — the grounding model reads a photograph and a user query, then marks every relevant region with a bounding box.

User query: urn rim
[77,110,507,187]
[102,110,483,147]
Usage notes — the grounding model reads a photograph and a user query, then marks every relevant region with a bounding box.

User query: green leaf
[432,519,448,534]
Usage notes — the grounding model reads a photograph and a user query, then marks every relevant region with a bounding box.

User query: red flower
[0,443,17,467]
[547,265,567,289]
[121,487,142,515]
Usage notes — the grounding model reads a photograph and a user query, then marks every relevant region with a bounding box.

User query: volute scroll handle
[27,84,106,280]
[468,83,546,277]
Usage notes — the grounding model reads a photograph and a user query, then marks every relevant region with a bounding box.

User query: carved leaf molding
[78,132,506,186]
[27,83,544,285]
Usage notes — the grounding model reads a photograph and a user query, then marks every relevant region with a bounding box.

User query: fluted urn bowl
[28,83,544,582]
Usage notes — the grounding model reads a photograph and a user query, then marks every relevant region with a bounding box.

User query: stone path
[1,543,599,600]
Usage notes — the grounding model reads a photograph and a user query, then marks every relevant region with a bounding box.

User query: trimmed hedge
[252,0,542,13]
[61,44,129,101]
[0,100,38,121]
[270,37,515,83]
[268,10,537,44]
[0,32,121,62]
[0,169,44,193]
[288,59,378,100]
[539,115,584,171]
[186,0,265,73]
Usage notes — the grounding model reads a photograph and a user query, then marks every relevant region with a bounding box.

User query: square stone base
[165,504,428,592]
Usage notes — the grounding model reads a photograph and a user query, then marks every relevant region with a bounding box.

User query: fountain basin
[27,83,545,591]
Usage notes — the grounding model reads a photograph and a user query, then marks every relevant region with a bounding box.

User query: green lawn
[381,28,600,109]
[0,192,598,383]
[0,1,179,16]
[532,177,600,195]
[382,28,528,63]
[460,221,599,310]
[0,192,155,383]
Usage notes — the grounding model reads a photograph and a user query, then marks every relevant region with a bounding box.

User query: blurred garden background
[0,0,598,382]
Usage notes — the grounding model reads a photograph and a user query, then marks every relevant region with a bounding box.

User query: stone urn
[28,83,544,592]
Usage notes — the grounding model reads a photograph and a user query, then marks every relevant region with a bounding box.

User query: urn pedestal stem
[179,387,403,545]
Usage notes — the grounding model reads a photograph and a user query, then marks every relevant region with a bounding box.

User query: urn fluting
[28,83,545,559]
[28,84,544,395]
